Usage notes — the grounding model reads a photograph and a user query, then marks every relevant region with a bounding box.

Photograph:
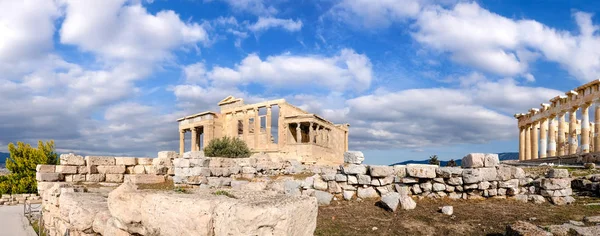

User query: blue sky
[1,0,600,165]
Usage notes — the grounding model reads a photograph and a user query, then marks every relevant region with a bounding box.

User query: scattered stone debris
[440,206,453,216]
[505,221,551,236]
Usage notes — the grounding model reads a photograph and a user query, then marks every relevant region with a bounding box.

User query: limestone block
[399,195,416,210]
[328,181,342,193]
[380,192,400,212]
[182,151,205,159]
[529,195,546,204]
[395,184,411,196]
[86,174,105,182]
[369,165,394,177]
[108,183,147,224]
[420,182,433,192]
[190,158,209,167]
[546,169,569,178]
[313,177,328,191]
[189,167,210,176]
[462,169,482,184]
[479,167,498,181]
[65,174,86,182]
[85,156,116,166]
[342,164,367,175]
[115,157,137,166]
[441,206,453,215]
[379,176,394,185]
[241,166,257,174]
[357,187,379,199]
[284,180,302,196]
[335,174,347,182]
[59,192,109,232]
[406,164,437,178]
[464,183,478,190]
[136,157,153,165]
[157,151,178,159]
[106,174,125,183]
[173,158,190,168]
[541,178,571,190]
[393,165,406,177]
[321,174,336,181]
[401,177,419,184]
[343,190,355,200]
[78,166,89,174]
[484,154,499,167]
[511,167,526,179]
[505,221,551,236]
[344,151,364,164]
[496,166,512,181]
[36,164,56,173]
[357,174,371,185]
[59,153,85,166]
[97,165,126,174]
[315,190,333,205]
[347,175,358,185]
[133,165,146,174]
[478,181,491,190]
[461,153,485,168]
[36,172,63,182]
[432,183,446,192]
[124,174,165,184]
[370,179,381,186]
[549,196,575,205]
[446,185,455,192]
[436,167,463,178]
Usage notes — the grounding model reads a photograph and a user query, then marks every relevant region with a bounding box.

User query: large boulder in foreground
[506,221,551,236]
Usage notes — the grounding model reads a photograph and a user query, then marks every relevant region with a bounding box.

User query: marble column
[191,127,198,152]
[519,127,525,161]
[179,130,185,155]
[525,125,531,160]
[254,108,260,148]
[296,122,301,143]
[266,106,272,145]
[569,108,579,154]
[548,117,557,157]
[581,104,591,153]
[539,118,548,158]
[243,110,249,141]
[531,121,539,159]
[557,113,566,156]
[591,122,596,152]
[595,101,600,152]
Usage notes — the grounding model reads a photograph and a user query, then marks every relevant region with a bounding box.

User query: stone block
[499,179,519,189]
[369,165,394,177]
[335,174,348,182]
[343,190,355,200]
[65,174,86,182]
[136,157,153,165]
[60,153,86,166]
[479,167,497,181]
[432,183,446,192]
[36,164,56,173]
[315,190,333,205]
[78,166,89,174]
[399,195,416,210]
[393,165,406,177]
[115,157,137,166]
[173,158,190,168]
[85,156,116,166]
[284,180,302,196]
[357,187,379,199]
[505,221,551,236]
[344,151,364,164]
[347,175,358,184]
[322,174,336,181]
[182,151,205,159]
[484,154,499,167]
[313,177,328,191]
[406,164,438,178]
[511,167,525,179]
[124,174,165,184]
[106,174,125,183]
[461,153,485,168]
[357,174,371,185]
[379,176,394,185]
[189,158,209,167]
[420,182,432,192]
[133,165,146,174]
[86,174,105,182]
[546,169,569,178]
[190,167,211,176]
[380,192,400,212]
[496,166,512,181]
[157,151,178,159]
[462,169,482,184]
[401,177,419,184]
[342,164,367,175]
[36,172,62,182]
[97,165,126,174]
[541,178,570,190]
[436,167,462,178]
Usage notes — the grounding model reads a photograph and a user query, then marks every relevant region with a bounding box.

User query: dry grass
[316,196,600,236]
[136,179,175,190]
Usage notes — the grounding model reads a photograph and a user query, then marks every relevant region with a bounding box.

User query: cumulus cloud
[248,17,303,32]
[327,0,423,28]
[60,0,209,62]
[216,0,278,16]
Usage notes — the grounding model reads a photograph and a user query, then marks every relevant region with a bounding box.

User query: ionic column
[581,104,591,153]
[254,108,260,148]
[539,118,548,158]
[191,127,198,151]
[179,130,185,155]
[595,101,600,152]
[243,110,249,141]
[519,127,525,161]
[531,121,539,159]
[569,108,579,154]
[296,122,301,143]
[525,125,531,160]
[548,117,557,157]
[266,106,272,146]
[557,113,566,156]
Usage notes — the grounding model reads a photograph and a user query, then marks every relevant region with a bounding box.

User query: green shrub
[214,190,236,198]
[204,137,251,158]
[0,140,58,194]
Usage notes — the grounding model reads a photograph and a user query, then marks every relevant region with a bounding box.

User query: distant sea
[0,152,8,169]
[390,152,519,166]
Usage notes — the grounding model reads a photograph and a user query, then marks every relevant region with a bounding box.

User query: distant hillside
[390,152,519,166]
[0,152,8,163]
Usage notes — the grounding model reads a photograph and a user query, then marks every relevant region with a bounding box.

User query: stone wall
[174,152,576,206]
[36,151,176,195]
[0,193,41,205]
[572,174,600,196]
[40,183,317,236]
[519,152,600,165]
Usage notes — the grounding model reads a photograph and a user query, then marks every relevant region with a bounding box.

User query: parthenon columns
[595,101,600,152]
[548,116,557,157]
[530,121,539,159]
[557,113,566,156]
[569,108,578,155]
[525,125,531,160]
[539,118,548,158]
[519,127,525,161]
[581,104,591,153]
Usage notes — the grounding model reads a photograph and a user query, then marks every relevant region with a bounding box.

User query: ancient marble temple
[177,96,350,164]
[514,79,600,161]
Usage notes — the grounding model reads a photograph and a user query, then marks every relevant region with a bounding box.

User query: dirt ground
[316,196,600,236]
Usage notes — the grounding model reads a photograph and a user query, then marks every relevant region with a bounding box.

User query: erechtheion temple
[177,96,350,164]
[514,79,600,161]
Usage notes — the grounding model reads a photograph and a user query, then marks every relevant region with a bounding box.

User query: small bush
[214,190,236,198]
[204,137,251,158]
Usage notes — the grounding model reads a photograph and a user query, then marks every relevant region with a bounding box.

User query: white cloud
[327,0,423,28]
[217,0,277,16]
[248,17,303,32]
[60,0,209,62]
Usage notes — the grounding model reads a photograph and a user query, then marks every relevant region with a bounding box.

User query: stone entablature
[177,96,350,165]
[515,79,600,161]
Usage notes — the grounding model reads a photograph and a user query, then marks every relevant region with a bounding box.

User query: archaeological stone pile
[572,173,600,196]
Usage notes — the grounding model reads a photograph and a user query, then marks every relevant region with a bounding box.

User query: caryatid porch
[515,79,600,161]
